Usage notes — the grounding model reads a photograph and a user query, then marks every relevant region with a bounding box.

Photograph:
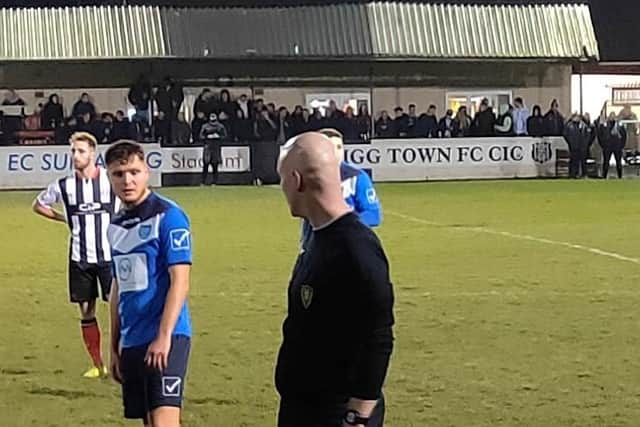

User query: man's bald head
[279,132,344,218]
[318,128,345,162]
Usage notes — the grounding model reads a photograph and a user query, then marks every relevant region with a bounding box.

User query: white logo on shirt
[114,253,148,293]
[170,229,191,251]
[117,258,133,281]
[341,176,357,199]
[366,188,378,204]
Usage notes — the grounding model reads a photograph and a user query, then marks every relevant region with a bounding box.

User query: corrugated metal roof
[0,2,599,61]
[160,5,372,58]
[160,2,598,60]
[366,3,598,59]
[0,6,166,59]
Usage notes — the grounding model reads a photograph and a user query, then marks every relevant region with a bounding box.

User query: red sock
[81,318,103,368]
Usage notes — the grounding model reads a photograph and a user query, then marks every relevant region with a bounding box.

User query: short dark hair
[515,97,523,104]
[428,104,437,110]
[409,104,416,109]
[105,140,144,166]
[318,128,343,139]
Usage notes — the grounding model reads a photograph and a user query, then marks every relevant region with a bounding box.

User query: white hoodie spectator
[513,97,530,136]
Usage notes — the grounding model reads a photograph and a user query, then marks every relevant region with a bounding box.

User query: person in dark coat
[289,105,305,136]
[527,105,545,137]
[200,113,228,185]
[375,110,395,138]
[72,93,96,121]
[252,99,265,118]
[598,112,627,179]
[325,100,345,131]
[416,105,439,138]
[452,106,472,137]
[266,103,278,124]
[301,109,313,134]
[544,99,565,136]
[392,107,409,137]
[172,112,192,145]
[438,109,455,138]
[276,107,293,144]
[254,108,278,142]
[233,94,254,141]
[75,112,94,134]
[342,106,359,142]
[309,108,325,131]
[41,94,64,130]
[563,114,591,178]
[95,113,115,144]
[155,77,184,121]
[56,116,77,145]
[194,88,215,117]
[355,104,372,141]
[494,104,515,136]
[153,110,171,145]
[191,111,207,144]
[218,89,236,120]
[472,99,496,137]
[128,74,152,123]
[113,110,134,141]
[406,104,419,137]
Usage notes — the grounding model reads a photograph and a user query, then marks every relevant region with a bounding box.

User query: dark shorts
[68,260,112,303]
[277,394,385,427]
[120,335,191,419]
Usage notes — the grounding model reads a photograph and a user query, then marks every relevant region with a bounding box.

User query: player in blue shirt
[105,141,192,427]
[298,128,382,249]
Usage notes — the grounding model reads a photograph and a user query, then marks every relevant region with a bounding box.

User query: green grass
[1,180,640,426]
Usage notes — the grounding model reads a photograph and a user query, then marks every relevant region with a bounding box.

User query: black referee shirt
[275,212,395,402]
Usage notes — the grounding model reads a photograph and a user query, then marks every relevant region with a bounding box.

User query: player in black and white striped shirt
[33,132,120,379]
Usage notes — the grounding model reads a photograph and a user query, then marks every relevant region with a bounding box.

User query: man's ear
[293,170,304,193]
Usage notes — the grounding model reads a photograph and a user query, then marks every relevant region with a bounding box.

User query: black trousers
[201,146,220,185]
[569,148,588,178]
[277,395,385,427]
[602,148,623,179]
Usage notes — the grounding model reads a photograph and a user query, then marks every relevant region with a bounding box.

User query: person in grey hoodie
[513,97,530,136]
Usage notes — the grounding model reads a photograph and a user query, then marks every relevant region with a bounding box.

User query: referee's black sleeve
[348,234,395,400]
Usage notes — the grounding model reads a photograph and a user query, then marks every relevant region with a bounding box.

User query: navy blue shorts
[120,335,191,419]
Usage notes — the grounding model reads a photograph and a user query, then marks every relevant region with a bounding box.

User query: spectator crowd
[1,79,637,175]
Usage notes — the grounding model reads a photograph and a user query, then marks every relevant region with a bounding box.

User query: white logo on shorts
[162,376,182,397]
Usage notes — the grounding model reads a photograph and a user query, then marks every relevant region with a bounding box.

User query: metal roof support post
[369,66,374,140]
[579,72,584,115]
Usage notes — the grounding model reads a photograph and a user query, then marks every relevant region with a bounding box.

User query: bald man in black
[275,133,395,427]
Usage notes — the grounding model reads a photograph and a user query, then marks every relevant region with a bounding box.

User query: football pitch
[1,180,640,427]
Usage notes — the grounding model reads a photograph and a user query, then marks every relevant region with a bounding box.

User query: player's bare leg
[148,407,181,427]
[79,299,97,320]
[79,299,107,378]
